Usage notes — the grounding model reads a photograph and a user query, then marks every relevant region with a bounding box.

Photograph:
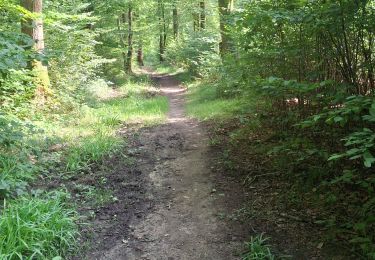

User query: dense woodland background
[0,0,374,258]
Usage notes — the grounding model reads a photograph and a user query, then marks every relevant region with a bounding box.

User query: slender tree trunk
[200,1,206,30]
[173,4,178,39]
[117,15,128,72]
[218,0,234,55]
[21,0,50,94]
[163,10,167,50]
[193,3,199,32]
[137,44,144,67]
[125,5,133,73]
[158,1,166,62]
[160,33,164,62]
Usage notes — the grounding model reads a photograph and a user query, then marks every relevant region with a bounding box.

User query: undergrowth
[242,235,275,260]
[186,77,375,258]
[0,192,78,259]
[186,80,245,121]
[0,75,168,258]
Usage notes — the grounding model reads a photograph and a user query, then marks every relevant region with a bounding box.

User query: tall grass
[23,77,168,173]
[66,134,122,171]
[186,80,244,120]
[0,193,78,259]
[60,78,168,171]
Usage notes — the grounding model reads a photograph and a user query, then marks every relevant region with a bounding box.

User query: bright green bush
[166,32,220,76]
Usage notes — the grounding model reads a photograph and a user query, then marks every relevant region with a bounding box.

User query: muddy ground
[69,73,331,259]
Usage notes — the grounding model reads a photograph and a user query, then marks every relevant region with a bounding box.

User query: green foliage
[0,32,34,71]
[187,0,375,257]
[186,80,245,120]
[1,0,373,257]
[242,234,275,260]
[0,114,42,199]
[0,31,38,114]
[66,134,122,171]
[0,70,37,115]
[44,2,112,112]
[0,192,78,259]
[0,75,167,257]
[166,32,220,76]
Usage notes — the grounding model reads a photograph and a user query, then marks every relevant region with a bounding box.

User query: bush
[166,32,219,76]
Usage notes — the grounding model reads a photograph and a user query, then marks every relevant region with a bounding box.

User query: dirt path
[83,74,245,260]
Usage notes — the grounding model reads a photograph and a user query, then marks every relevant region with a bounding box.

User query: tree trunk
[200,1,206,30]
[193,8,199,31]
[158,1,166,62]
[173,4,178,40]
[160,33,164,62]
[125,5,133,73]
[218,0,234,55]
[137,44,144,67]
[163,12,167,50]
[20,0,50,94]
[21,0,45,53]
[117,15,128,72]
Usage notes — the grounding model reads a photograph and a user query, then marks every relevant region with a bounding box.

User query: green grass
[0,75,168,258]
[0,193,78,259]
[186,80,245,120]
[38,77,168,172]
[152,63,181,75]
[242,235,275,260]
[1,76,168,193]
[65,134,122,171]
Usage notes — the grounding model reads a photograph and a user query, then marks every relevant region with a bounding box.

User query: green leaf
[313,115,321,122]
[353,222,366,232]
[363,151,375,168]
[334,116,344,123]
[346,148,360,156]
[328,154,345,161]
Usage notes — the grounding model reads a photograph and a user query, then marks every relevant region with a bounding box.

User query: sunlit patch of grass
[150,63,185,76]
[65,134,122,171]
[36,77,168,171]
[153,64,178,74]
[186,81,244,120]
[98,96,168,125]
[0,192,78,259]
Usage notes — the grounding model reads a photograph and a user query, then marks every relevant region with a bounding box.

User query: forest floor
[70,72,328,259]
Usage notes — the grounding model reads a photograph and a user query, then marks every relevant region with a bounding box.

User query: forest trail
[87,73,244,260]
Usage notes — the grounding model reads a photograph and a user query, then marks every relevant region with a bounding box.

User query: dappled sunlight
[161,86,186,95]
